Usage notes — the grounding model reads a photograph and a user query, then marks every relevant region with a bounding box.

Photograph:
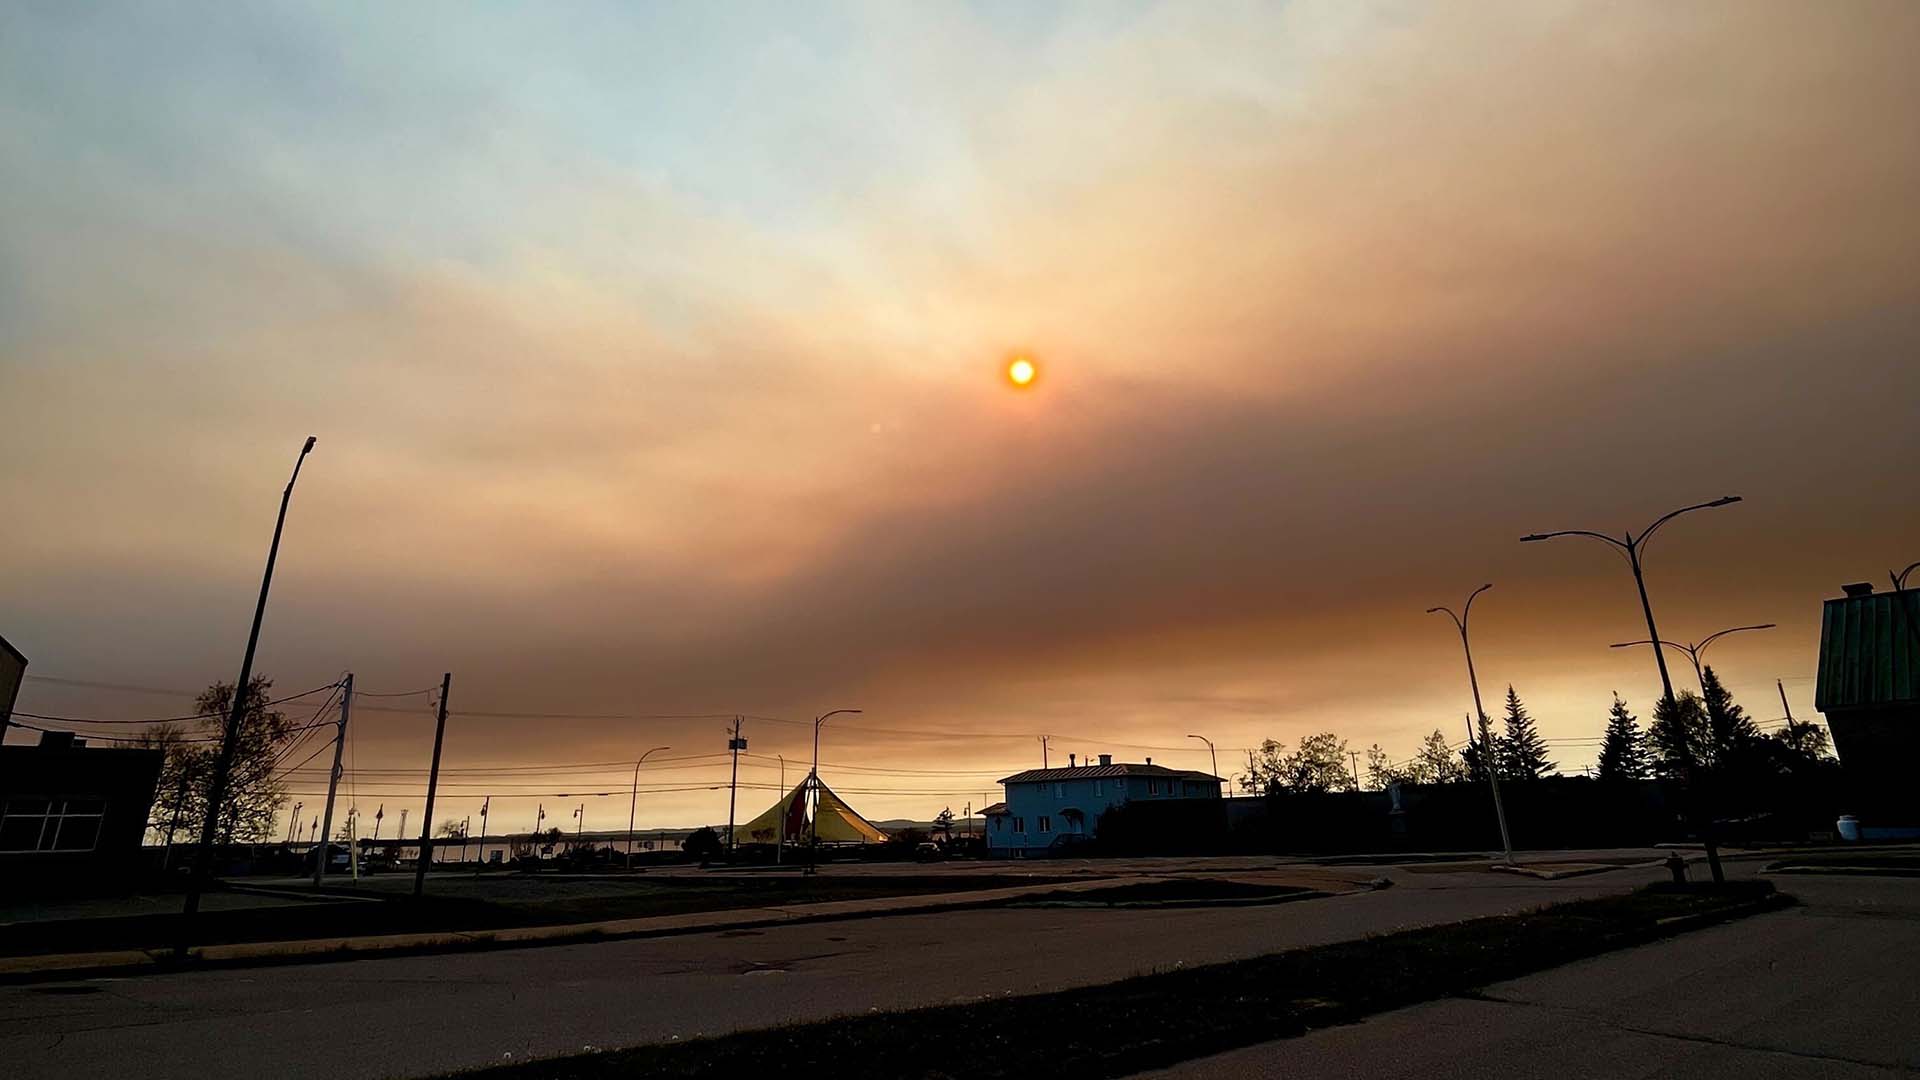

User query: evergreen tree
[1460,714,1502,783]
[1499,685,1555,780]
[1595,693,1649,781]
[1698,666,1761,769]
[1648,690,1709,778]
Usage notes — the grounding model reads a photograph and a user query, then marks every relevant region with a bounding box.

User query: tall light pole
[1610,623,1777,691]
[627,746,670,870]
[1187,735,1222,797]
[1427,584,1513,865]
[183,436,317,927]
[808,708,861,875]
[1522,494,1742,883]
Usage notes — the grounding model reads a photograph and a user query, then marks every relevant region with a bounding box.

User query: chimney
[1144,756,1151,765]
[1843,582,1875,597]
[1068,753,1076,767]
[1099,753,1113,766]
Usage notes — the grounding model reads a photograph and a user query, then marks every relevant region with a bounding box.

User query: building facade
[0,730,163,893]
[984,754,1223,856]
[1815,581,1920,827]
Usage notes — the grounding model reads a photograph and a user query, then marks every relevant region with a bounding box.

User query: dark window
[0,797,107,852]
[1039,816,1051,833]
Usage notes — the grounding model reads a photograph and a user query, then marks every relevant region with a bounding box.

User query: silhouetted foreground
[457,881,1781,1080]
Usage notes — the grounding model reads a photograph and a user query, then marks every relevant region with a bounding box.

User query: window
[0,798,106,852]
[1038,816,1051,833]
[1053,782,1064,798]
[1093,780,1104,797]
[1147,779,1160,795]
[993,816,1002,831]
[1013,817,1025,833]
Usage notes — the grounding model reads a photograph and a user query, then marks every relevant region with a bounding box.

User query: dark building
[0,729,163,893]
[1815,581,1920,824]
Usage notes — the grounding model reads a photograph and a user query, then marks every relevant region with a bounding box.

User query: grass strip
[454,880,1783,1080]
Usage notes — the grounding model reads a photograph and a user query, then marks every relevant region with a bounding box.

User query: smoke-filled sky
[4,1,1917,832]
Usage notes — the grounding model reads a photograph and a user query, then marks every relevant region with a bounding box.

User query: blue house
[983,754,1224,856]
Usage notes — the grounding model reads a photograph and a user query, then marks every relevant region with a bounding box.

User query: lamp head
[302,436,317,454]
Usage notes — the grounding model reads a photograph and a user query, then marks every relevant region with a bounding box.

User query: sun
[1007,356,1037,387]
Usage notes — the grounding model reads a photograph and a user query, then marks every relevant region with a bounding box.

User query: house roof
[979,802,1009,816]
[998,763,1224,785]
[1816,587,1920,712]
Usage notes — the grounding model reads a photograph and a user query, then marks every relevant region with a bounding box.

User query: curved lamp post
[1187,734,1221,797]
[627,745,671,870]
[1609,623,1777,690]
[183,436,317,927]
[1521,495,1741,883]
[1427,584,1514,865]
[807,708,861,875]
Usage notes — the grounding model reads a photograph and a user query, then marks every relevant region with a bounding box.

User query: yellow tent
[741,776,889,845]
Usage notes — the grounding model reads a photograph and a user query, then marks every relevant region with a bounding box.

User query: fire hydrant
[1665,852,1690,885]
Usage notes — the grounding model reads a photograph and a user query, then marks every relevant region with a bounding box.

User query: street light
[1521,494,1741,883]
[1186,735,1222,798]
[627,746,671,870]
[182,435,318,927]
[808,708,862,875]
[1426,584,1514,865]
[1609,623,1777,690]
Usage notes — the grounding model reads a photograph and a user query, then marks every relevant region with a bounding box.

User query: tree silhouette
[1648,690,1709,778]
[1499,686,1555,780]
[1596,693,1650,781]
[1242,733,1353,794]
[1698,666,1761,768]
[138,677,292,845]
[1413,729,1468,784]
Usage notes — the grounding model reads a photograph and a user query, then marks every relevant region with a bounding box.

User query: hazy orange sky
[4,1,1917,831]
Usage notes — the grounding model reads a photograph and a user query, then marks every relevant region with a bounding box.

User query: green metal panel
[1816,591,1920,712]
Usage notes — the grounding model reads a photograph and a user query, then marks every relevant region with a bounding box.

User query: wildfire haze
[3,1,1917,829]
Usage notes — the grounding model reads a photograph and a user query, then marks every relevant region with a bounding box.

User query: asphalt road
[1143,874,1920,1079]
[1,856,1680,1080]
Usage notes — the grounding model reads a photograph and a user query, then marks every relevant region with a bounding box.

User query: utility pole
[1777,679,1794,723]
[460,816,470,864]
[725,716,745,852]
[183,435,317,929]
[397,808,407,848]
[574,803,584,846]
[475,796,489,875]
[412,672,451,898]
[315,672,351,885]
[285,802,302,845]
[1349,749,1362,791]
[777,754,786,866]
[1039,735,1051,769]
[373,804,384,840]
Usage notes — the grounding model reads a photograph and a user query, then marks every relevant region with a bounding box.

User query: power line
[11,680,342,726]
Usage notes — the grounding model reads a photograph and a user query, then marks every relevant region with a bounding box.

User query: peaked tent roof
[740,776,890,845]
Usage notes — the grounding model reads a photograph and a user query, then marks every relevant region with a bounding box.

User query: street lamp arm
[1609,637,1691,655]
[1637,495,1742,551]
[1894,561,1920,591]
[1519,528,1628,549]
[1695,623,1776,655]
[1426,606,1465,632]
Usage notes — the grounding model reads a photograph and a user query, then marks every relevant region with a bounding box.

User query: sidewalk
[0,871,1359,983]
[1136,874,1919,1079]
